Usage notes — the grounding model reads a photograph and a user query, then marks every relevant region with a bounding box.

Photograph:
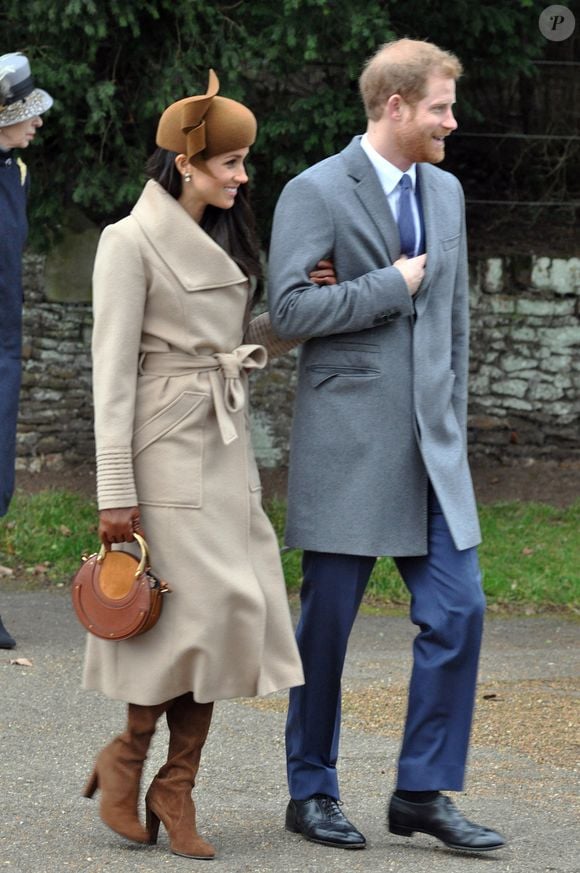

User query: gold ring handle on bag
[97,531,149,578]
[72,531,169,640]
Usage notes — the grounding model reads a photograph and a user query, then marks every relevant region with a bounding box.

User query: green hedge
[3,0,545,248]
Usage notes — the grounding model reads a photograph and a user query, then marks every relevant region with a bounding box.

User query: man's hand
[393,253,426,296]
[309,258,337,286]
[98,506,144,548]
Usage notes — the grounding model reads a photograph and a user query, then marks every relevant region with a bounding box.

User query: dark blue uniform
[0,150,28,516]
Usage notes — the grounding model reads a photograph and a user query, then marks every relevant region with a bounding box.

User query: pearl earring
[184,172,192,183]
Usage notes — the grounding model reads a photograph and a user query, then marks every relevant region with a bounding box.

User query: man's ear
[386,94,404,121]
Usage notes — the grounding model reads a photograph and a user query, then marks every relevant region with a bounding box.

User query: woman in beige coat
[82,71,332,860]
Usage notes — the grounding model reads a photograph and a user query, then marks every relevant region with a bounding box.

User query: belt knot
[211,344,267,444]
[138,344,267,446]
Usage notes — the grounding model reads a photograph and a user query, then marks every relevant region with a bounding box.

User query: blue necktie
[398,174,416,257]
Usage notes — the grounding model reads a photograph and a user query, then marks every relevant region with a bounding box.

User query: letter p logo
[539,5,576,41]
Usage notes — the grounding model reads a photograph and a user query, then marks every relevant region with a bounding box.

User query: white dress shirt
[360,133,422,257]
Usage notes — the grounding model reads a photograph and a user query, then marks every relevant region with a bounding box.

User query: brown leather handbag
[71,533,170,640]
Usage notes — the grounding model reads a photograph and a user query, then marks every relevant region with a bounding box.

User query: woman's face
[178,148,250,221]
[0,115,43,150]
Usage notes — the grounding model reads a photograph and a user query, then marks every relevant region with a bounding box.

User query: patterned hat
[0,53,53,129]
[156,69,256,165]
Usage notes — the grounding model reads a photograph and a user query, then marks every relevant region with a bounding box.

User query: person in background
[0,52,53,650]
[82,69,329,860]
[268,38,506,855]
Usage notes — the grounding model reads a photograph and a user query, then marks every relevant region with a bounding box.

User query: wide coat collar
[340,136,442,294]
[131,179,246,291]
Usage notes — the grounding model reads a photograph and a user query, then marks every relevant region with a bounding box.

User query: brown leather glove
[98,506,144,549]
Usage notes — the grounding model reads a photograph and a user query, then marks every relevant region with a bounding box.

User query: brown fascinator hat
[156,69,257,165]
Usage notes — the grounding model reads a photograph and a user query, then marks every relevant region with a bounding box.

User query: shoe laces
[316,795,344,821]
[440,795,478,831]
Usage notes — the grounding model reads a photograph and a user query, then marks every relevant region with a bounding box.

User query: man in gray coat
[268,38,505,854]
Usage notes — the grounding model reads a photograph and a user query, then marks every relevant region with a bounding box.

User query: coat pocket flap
[307,365,381,387]
[441,234,460,251]
[133,391,208,457]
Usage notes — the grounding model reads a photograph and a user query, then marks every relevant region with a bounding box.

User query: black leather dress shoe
[286,795,366,849]
[0,616,16,649]
[388,793,506,852]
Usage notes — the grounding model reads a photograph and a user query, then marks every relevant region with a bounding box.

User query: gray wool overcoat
[268,136,481,557]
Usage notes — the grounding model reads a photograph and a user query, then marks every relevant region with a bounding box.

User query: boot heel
[83,768,98,799]
[389,823,414,837]
[145,803,161,844]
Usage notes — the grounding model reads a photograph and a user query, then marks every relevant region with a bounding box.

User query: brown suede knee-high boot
[83,701,168,842]
[145,693,215,859]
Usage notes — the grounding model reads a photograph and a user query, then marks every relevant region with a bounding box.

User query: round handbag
[71,533,171,640]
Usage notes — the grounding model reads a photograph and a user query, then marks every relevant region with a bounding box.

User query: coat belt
[138,345,267,446]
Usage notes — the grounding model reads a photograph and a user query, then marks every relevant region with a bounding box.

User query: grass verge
[0,489,578,613]
[271,498,580,612]
[0,489,98,588]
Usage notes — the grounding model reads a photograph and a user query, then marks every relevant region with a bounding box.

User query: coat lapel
[415,164,441,313]
[131,180,246,291]
[342,142,444,310]
[341,138,399,265]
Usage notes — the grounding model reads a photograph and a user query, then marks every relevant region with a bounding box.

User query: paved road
[1,589,578,873]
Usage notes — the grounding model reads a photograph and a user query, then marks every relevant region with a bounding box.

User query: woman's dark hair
[146,148,262,298]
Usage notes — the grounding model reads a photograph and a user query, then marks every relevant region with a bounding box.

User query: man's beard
[397,125,445,165]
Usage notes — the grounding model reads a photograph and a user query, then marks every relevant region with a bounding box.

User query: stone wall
[16,252,580,472]
[468,256,579,461]
[18,255,93,471]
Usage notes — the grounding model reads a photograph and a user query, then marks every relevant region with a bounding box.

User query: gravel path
[0,591,578,873]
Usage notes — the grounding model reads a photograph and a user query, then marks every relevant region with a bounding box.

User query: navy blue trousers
[285,488,486,799]
[1,151,27,517]
[0,311,22,518]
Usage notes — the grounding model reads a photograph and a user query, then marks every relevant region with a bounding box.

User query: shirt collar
[360,132,416,196]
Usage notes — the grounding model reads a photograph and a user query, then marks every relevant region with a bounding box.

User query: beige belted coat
[82,179,303,705]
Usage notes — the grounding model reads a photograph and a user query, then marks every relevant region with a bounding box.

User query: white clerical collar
[360,132,417,196]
